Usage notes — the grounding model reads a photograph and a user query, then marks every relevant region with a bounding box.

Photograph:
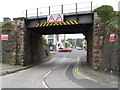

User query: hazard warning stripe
[59,22,63,25]
[69,21,74,25]
[62,22,67,25]
[46,23,50,26]
[36,23,40,27]
[43,23,47,27]
[50,23,53,26]
[40,23,43,27]
[74,21,79,24]
[66,21,71,25]
[36,21,79,27]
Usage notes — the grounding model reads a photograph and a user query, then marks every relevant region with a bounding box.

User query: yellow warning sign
[36,21,79,27]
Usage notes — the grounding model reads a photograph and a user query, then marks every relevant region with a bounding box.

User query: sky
[0,0,119,39]
[0,0,119,22]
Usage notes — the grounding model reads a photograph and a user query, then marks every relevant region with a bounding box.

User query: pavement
[75,55,119,88]
[0,51,119,88]
[0,56,52,76]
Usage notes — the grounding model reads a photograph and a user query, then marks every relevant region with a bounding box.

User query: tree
[65,42,70,48]
[94,5,116,22]
[67,39,75,47]
[78,43,83,47]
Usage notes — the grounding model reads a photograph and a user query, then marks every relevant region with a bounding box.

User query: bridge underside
[27,24,92,35]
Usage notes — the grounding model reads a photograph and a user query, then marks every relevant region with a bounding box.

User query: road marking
[44,71,52,78]
[42,81,49,88]
[74,57,97,82]
[62,57,66,62]
[42,66,58,89]
[52,66,57,70]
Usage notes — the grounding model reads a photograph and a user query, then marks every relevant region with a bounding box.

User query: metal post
[61,5,63,14]
[37,8,38,19]
[76,3,77,14]
[91,2,93,23]
[26,10,27,20]
[49,6,50,15]
[37,8,39,23]
[26,10,28,26]
[76,3,78,21]
[91,2,92,13]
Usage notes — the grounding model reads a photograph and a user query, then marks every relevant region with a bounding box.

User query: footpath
[0,56,52,76]
[73,55,119,88]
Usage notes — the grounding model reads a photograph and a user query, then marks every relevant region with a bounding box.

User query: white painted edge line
[42,81,49,88]
[43,65,58,89]
[44,71,52,78]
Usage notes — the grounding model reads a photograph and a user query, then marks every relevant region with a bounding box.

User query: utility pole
[64,34,66,48]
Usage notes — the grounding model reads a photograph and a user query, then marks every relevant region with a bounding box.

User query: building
[3,17,11,22]
[43,34,63,51]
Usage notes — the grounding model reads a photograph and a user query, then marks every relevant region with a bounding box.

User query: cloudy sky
[0,0,119,38]
[0,0,119,22]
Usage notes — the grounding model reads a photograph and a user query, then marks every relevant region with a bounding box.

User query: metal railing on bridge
[23,2,97,20]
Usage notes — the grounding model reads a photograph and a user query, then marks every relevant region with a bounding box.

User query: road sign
[109,33,115,42]
[56,14,64,22]
[1,35,8,40]
[47,15,55,23]
[47,14,64,23]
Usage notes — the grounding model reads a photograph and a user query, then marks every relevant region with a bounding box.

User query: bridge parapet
[22,2,95,28]
[23,2,94,19]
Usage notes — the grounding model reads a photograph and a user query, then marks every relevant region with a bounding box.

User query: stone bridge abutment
[2,12,119,74]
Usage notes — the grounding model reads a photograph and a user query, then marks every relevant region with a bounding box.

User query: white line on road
[42,66,58,89]
[44,71,52,78]
[52,66,57,70]
[42,57,66,88]
[42,81,49,88]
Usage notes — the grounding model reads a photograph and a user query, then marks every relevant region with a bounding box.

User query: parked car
[58,48,72,52]
[77,47,82,50]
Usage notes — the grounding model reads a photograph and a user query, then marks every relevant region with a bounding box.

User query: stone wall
[92,12,119,74]
[100,26,119,73]
[2,20,25,65]
[2,18,49,66]
[24,29,49,65]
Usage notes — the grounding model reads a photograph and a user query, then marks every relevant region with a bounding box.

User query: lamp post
[64,34,66,48]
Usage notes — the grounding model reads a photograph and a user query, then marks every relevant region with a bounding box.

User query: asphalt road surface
[0,49,117,89]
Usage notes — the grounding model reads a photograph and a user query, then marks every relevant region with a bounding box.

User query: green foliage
[77,43,83,47]
[106,12,120,33]
[2,22,12,30]
[42,37,50,56]
[67,39,75,47]
[94,5,116,22]
[65,42,70,48]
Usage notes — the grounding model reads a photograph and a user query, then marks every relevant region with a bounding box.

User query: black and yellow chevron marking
[36,21,79,27]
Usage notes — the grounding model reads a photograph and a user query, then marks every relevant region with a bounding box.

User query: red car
[58,48,72,52]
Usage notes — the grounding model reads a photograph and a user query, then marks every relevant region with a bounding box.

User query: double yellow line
[74,57,97,82]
